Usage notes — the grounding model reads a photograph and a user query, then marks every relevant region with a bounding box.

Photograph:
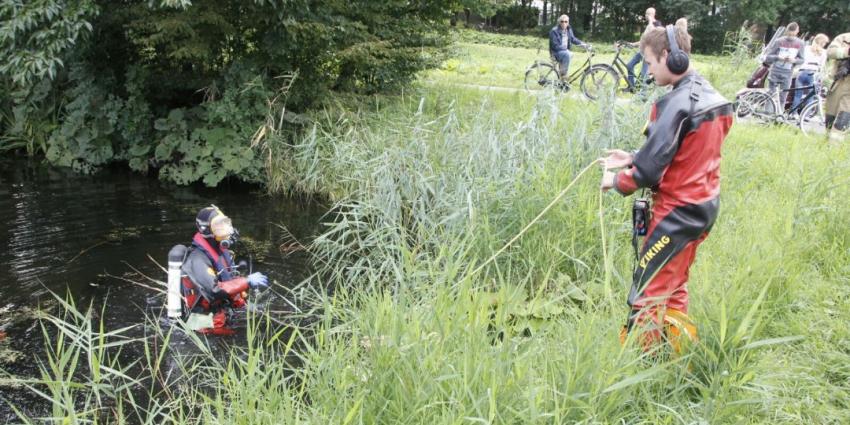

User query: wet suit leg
[626,198,719,335]
[197,309,236,336]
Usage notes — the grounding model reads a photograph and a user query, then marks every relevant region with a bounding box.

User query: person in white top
[792,33,830,110]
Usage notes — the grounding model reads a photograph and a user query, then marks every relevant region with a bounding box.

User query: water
[0,156,324,419]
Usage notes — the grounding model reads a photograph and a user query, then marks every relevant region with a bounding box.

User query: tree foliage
[0,0,97,86]
[1,0,453,186]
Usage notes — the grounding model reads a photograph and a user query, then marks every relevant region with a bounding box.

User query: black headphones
[665,25,689,75]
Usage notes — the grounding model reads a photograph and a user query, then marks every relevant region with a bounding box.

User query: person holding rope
[600,25,734,353]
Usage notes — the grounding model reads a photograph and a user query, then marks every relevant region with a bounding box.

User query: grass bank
[422,29,754,100]
[270,85,850,423]
[6,37,850,423]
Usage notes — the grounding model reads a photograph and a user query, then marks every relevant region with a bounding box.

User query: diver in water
[178,205,268,335]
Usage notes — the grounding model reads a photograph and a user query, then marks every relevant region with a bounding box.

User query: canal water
[0,156,324,419]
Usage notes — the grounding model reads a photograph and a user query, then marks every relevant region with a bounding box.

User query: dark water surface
[0,156,324,419]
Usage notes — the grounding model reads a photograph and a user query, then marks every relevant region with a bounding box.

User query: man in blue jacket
[549,14,588,81]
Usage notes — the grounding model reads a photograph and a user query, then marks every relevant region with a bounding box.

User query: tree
[2,0,456,186]
[0,0,97,87]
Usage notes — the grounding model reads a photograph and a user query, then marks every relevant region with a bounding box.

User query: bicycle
[523,45,596,98]
[734,76,827,136]
[580,41,655,97]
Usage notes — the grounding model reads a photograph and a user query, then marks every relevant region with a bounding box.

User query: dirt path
[422,80,600,102]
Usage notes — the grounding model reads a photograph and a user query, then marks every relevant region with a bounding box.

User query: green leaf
[202,168,227,186]
[128,144,150,156]
[154,118,170,131]
[154,143,174,161]
[739,335,805,350]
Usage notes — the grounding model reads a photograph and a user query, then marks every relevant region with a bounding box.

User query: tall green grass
[268,87,850,423]
[6,73,850,423]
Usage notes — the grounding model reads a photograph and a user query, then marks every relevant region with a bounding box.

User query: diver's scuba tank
[167,245,187,319]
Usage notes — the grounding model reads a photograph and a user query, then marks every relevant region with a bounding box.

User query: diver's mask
[211,214,238,249]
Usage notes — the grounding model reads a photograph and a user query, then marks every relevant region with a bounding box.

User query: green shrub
[491,5,538,30]
[453,29,546,50]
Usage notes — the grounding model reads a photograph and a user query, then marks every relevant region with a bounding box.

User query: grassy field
[423,30,753,100]
[9,32,850,423]
[421,31,757,97]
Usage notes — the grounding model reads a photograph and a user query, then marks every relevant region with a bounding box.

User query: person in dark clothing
[625,7,663,89]
[601,26,734,353]
[549,14,588,80]
[181,205,268,335]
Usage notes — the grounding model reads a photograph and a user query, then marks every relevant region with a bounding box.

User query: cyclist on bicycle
[624,8,663,90]
[549,14,589,82]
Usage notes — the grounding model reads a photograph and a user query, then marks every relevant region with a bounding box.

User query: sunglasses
[560,20,568,23]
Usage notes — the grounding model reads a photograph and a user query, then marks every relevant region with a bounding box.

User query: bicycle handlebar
[615,41,636,50]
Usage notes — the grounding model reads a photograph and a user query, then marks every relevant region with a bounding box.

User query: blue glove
[246,272,269,290]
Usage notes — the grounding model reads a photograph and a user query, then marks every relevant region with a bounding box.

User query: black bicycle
[524,45,610,100]
[734,76,827,136]
[524,43,654,100]
[579,41,655,97]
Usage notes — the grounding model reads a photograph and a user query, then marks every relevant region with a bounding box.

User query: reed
[6,53,850,423]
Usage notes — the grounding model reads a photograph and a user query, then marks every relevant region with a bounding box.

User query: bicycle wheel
[799,100,826,136]
[524,62,560,92]
[580,64,620,100]
[735,90,776,123]
[733,91,754,118]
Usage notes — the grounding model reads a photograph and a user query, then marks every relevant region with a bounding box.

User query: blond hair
[811,33,829,55]
[640,26,692,60]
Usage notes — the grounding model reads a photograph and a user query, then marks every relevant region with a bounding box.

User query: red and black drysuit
[181,232,249,335]
[613,72,733,331]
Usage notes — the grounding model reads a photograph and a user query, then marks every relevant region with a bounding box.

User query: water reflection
[0,157,323,420]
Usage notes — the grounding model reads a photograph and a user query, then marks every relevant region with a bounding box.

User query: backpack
[747,64,769,88]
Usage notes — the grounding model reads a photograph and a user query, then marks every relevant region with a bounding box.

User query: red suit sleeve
[614,167,639,195]
[218,277,249,297]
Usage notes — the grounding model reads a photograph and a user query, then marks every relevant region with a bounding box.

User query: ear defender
[665,25,689,75]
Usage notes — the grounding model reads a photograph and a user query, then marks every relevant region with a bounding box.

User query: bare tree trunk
[590,1,596,35]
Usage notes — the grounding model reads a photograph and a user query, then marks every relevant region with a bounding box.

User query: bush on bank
[0,0,453,185]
